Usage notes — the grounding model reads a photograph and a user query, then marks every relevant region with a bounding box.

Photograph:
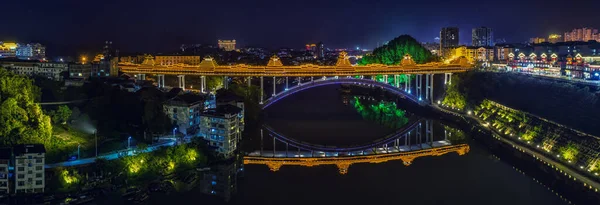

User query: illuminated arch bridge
[244,119,470,174]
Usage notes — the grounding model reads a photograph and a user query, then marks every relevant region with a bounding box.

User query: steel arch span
[261,78,421,110]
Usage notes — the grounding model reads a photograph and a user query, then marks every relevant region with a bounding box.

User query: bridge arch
[261,77,422,110]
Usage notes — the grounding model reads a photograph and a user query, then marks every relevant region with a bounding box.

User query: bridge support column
[394,75,399,88]
[416,74,422,101]
[139,74,146,81]
[156,74,164,88]
[416,123,422,148]
[259,76,264,104]
[444,73,452,85]
[425,74,433,103]
[247,77,251,87]
[426,120,433,146]
[383,75,388,84]
[285,77,289,90]
[311,77,314,83]
[272,76,276,96]
[177,75,185,90]
[260,128,264,156]
[223,76,228,89]
[322,76,326,80]
[273,136,276,157]
[297,77,302,85]
[286,143,289,157]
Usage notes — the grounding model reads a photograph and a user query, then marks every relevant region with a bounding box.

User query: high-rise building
[564,28,600,42]
[440,27,459,49]
[218,40,236,51]
[472,27,494,47]
[548,34,562,43]
[317,42,325,58]
[14,144,45,194]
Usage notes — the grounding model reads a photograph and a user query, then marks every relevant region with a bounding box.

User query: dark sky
[2,0,599,56]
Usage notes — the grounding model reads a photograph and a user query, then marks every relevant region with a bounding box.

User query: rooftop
[14,144,46,156]
[201,104,242,118]
[165,93,205,106]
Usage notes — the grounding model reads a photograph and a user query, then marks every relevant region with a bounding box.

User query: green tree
[442,74,467,110]
[0,67,52,145]
[358,35,437,65]
[206,76,224,92]
[49,105,72,124]
[559,142,579,162]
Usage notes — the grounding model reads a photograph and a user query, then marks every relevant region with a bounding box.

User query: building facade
[440,27,459,56]
[529,37,546,44]
[472,27,494,47]
[0,42,17,58]
[548,34,562,43]
[155,56,201,65]
[564,28,600,42]
[199,105,242,158]
[15,43,45,60]
[14,144,45,194]
[317,42,325,59]
[68,63,93,79]
[163,93,204,136]
[1,60,68,81]
[0,148,9,194]
[218,40,236,51]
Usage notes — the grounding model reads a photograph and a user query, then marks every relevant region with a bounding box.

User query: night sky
[2,0,599,56]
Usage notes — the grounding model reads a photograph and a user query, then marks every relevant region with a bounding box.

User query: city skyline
[1,0,600,56]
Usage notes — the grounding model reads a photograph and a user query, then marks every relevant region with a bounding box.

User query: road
[433,105,600,191]
[45,138,177,169]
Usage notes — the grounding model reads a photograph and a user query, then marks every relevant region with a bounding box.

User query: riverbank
[432,103,600,204]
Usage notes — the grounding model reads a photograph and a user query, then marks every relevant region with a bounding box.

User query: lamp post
[94,130,98,157]
[128,136,132,149]
[77,144,81,159]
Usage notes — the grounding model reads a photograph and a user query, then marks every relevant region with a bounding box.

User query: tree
[49,105,72,124]
[358,35,437,65]
[442,74,467,110]
[206,76,223,92]
[0,67,53,145]
[559,142,579,162]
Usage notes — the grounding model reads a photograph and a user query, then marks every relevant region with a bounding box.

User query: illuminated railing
[244,144,470,174]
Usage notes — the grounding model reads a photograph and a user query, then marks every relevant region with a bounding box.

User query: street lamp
[77,144,81,159]
[128,136,132,149]
[94,130,98,157]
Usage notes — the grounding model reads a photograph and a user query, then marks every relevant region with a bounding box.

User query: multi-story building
[164,93,204,136]
[564,28,600,42]
[548,34,562,43]
[68,63,93,79]
[119,55,147,64]
[421,42,441,56]
[0,42,17,58]
[467,46,495,62]
[14,144,45,194]
[317,42,325,59]
[218,40,236,51]
[15,43,45,60]
[529,37,546,44]
[216,91,245,132]
[472,27,494,47]
[0,148,9,195]
[199,104,242,158]
[155,55,201,65]
[1,60,68,81]
[440,27,459,56]
[495,44,516,62]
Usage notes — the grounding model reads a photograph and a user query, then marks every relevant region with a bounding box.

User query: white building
[163,93,205,136]
[1,60,67,81]
[15,43,45,60]
[14,144,45,194]
[0,148,10,194]
[199,104,242,158]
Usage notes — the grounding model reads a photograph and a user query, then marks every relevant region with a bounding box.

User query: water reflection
[196,155,244,202]
[351,96,410,129]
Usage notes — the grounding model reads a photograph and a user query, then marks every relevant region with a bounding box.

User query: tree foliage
[352,97,409,129]
[0,67,53,145]
[442,74,467,110]
[358,35,437,65]
[559,142,579,161]
[48,105,72,124]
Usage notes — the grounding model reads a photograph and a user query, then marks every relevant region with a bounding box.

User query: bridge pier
[137,73,146,81]
[156,74,164,88]
[444,73,452,85]
[177,75,185,90]
[285,77,288,90]
[416,74,422,101]
[394,75,399,87]
[272,76,276,96]
[223,76,229,89]
[297,77,302,86]
[417,123,422,148]
[407,74,411,93]
[200,76,206,93]
[247,77,251,88]
[260,76,264,104]
[426,120,433,146]
[260,128,264,156]
[383,75,388,84]
[311,77,313,83]
[425,74,433,103]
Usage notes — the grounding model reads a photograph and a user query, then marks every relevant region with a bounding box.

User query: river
[150,84,568,205]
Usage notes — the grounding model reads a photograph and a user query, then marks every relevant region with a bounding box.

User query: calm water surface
[153,85,566,205]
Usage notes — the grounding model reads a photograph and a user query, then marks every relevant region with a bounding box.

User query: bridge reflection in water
[244,119,470,174]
